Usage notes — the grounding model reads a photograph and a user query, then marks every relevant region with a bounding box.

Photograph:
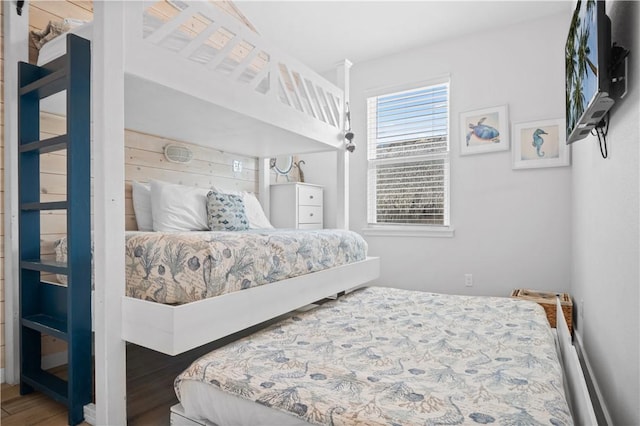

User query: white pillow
[131,181,153,231]
[243,193,274,229]
[214,187,273,229]
[150,180,209,232]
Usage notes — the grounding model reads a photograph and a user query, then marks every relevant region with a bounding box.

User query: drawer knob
[309,195,314,199]
[310,213,314,217]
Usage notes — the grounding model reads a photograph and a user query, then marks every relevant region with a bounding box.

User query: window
[367,82,450,227]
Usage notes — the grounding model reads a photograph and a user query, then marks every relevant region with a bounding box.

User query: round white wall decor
[164,144,194,164]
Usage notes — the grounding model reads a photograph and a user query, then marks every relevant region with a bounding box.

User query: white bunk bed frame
[4,1,369,424]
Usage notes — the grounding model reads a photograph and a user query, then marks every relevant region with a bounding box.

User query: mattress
[56,229,368,305]
[36,22,94,66]
[175,287,572,425]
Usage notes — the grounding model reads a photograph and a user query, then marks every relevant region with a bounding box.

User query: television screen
[565,0,612,143]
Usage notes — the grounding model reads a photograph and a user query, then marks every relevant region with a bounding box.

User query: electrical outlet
[464,274,473,287]
[232,160,242,172]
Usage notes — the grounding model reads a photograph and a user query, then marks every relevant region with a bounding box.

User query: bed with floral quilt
[173,286,572,425]
[55,228,368,304]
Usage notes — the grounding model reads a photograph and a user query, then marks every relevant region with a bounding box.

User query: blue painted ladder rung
[43,54,68,74]
[21,201,68,211]
[21,259,68,275]
[19,135,68,154]
[19,67,67,99]
[22,314,68,341]
[21,370,69,405]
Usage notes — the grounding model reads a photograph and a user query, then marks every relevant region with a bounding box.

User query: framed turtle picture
[512,118,570,169]
[459,105,509,155]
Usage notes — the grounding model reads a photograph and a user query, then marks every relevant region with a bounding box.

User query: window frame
[362,79,454,238]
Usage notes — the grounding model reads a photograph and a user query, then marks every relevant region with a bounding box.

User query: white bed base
[123,257,380,356]
[167,295,597,426]
[125,0,346,156]
[39,1,347,157]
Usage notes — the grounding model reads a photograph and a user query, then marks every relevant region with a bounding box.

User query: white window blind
[367,82,450,226]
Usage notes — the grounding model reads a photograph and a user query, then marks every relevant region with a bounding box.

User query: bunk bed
[32,0,378,355]
[10,1,376,424]
[31,1,376,332]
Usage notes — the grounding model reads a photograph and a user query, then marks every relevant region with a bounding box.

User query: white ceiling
[236,1,571,74]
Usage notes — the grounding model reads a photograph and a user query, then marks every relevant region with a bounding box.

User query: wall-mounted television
[565,0,613,144]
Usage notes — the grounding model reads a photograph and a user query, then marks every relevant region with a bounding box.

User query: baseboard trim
[42,350,68,370]
[574,331,613,426]
[84,403,96,425]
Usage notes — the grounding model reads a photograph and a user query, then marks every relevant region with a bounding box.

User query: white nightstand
[270,183,323,229]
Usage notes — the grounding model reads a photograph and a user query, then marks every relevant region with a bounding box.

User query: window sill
[361,225,455,238]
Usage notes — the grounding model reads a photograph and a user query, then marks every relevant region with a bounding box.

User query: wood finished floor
[2,364,92,426]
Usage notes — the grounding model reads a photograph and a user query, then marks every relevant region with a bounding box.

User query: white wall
[306,12,573,297]
[571,1,639,425]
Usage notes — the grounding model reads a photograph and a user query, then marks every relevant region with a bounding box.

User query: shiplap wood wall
[123,132,258,230]
[40,114,258,238]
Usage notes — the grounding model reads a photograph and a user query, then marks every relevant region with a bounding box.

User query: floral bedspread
[57,229,367,304]
[175,287,572,425]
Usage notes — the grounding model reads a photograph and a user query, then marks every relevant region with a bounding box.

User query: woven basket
[511,288,573,335]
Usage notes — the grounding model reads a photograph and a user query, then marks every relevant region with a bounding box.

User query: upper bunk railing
[122,0,345,148]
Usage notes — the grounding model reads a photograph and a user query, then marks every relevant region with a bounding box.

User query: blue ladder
[18,34,92,426]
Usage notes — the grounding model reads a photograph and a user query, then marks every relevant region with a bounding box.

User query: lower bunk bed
[169,287,596,425]
[56,228,379,355]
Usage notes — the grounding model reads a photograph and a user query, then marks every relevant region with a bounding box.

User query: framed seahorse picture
[512,118,570,169]
[459,105,509,155]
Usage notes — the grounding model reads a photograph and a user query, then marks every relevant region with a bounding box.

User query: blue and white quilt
[123,229,367,304]
[175,287,572,425]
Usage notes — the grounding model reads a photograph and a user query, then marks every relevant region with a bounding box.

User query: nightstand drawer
[270,182,324,229]
[298,205,323,224]
[298,223,323,230]
[298,185,323,206]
